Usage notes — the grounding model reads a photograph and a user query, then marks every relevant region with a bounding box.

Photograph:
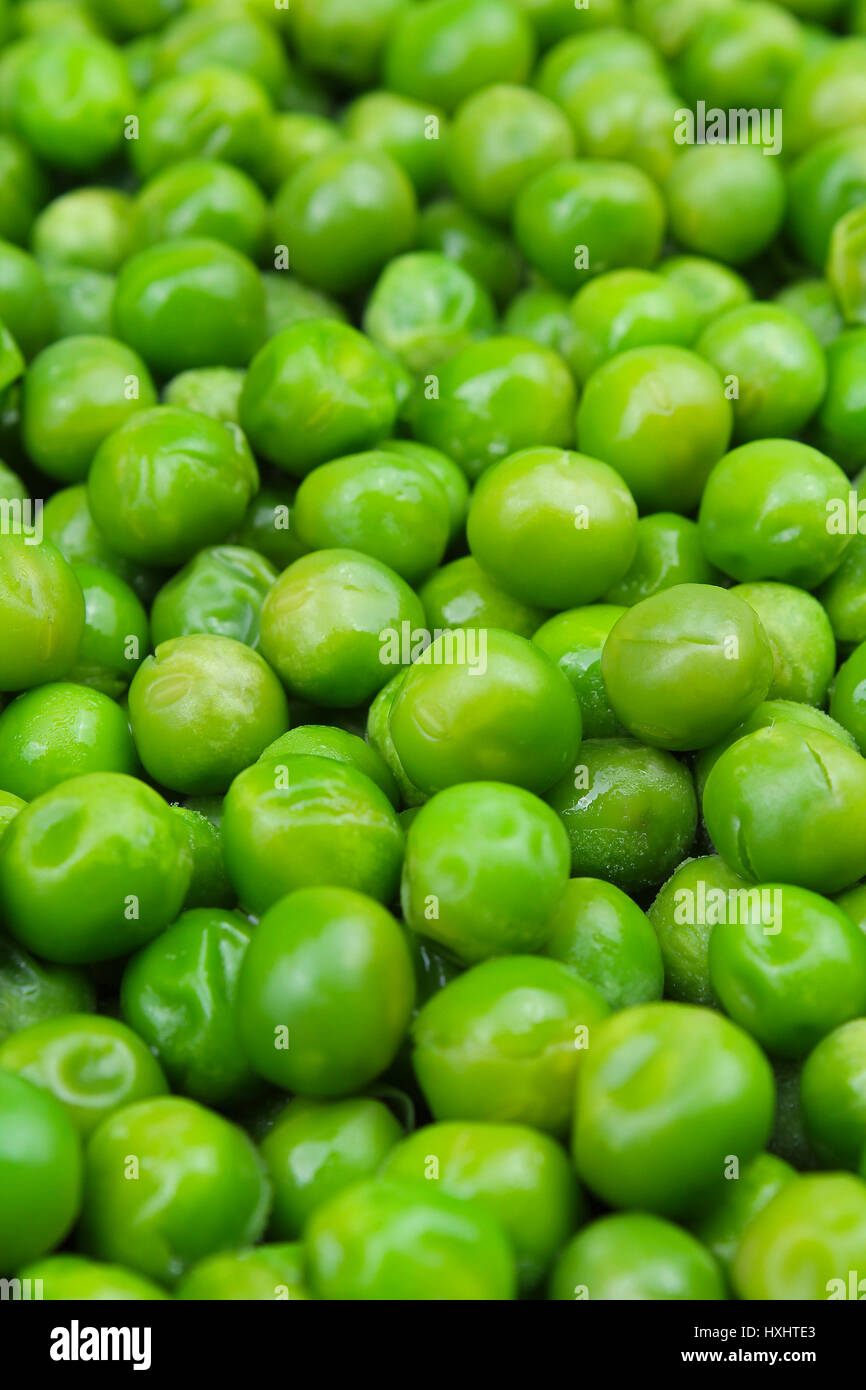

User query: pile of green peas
[5,0,866,1305]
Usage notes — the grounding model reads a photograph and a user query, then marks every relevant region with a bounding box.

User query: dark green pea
[517,0,627,46]
[0,238,54,357]
[232,484,308,571]
[546,737,697,895]
[545,877,663,1010]
[0,132,47,245]
[417,197,523,306]
[171,806,234,912]
[532,605,627,738]
[150,545,276,650]
[421,556,547,641]
[384,0,535,113]
[0,933,94,1045]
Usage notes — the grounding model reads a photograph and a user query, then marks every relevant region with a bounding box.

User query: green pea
[417,197,523,306]
[259,549,423,708]
[240,320,397,477]
[31,188,133,273]
[258,725,400,808]
[502,286,580,371]
[402,782,570,963]
[256,112,343,196]
[516,0,627,46]
[830,640,866,754]
[606,513,719,607]
[176,1244,311,1301]
[153,7,289,99]
[222,755,404,915]
[7,33,133,171]
[695,699,858,803]
[647,855,748,1006]
[691,1153,795,1286]
[0,238,54,357]
[22,335,157,483]
[698,440,852,590]
[800,1019,866,1168]
[513,160,666,294]
[16,1254,168,1300]
[0,682,138,800]
[271,146,416,296]
[84,0,179,38]
[703,724,866,895]
[232,484,308,571]
[238,886,414,1095]
[0,771,191,963]
[733,1174,866,1299]
[133,159,268,261]
[381,438,469,547]
[385,1120,579,1293]
[78,1096,270,1286]
[666,144,786,266]
[288,0,410,88]
[550,1212,726,1301]
[384,0,535,113]
[412,337,577,483]
[658,255,753,335]
[467,447,638,609]
[575,1002,775,1217]
[532,605,627,737]
[412,954,610,1135]
[171,805,233,912]
[0,1070,82,1272]
[42,485,157,603]
[150,545,276,650]
[568,269,700,384]
[366,670,428,810]
[88,407,259,568]
[363,252,495,377]
[0,933,94,1045]
[576,346,733,515]
[536,28,667,124]
[43,264,115,339]
[0,536,84,691]
[783,38,866,156]
[132,68,273,181]
[813,329,866,473]
[819,535,866,651]
[677,3,803,110]
[546,737,698,895]
[787,128,866,272]
[544,877,663,1010]
[775,277,844,349]
[422,556,547,642]
[0,133,46,245]
[732,581,835,706]
[306,1175,516,1300]
[262,1097,404,1238]
[562,71,682,186]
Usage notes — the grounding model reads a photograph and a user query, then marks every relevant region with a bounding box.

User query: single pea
[787,128,866,273]
[677,2,803,111]
[232,484,308,572]
[708,883,866,1059]
[568,269,700,384]
[544,877,663,1010]
[502,286,580,371]
[150,546,276,651]
[238,886,414,1095]
[775,278,844,349]
[666,144,786,266]
[132,67,273,181]
[467,446,638,609]
[175,1244,310,1301]
[732,581,835,706]
[222,755,404,915]
[0,238,54,357]
[0,1070,82,1272]
[43,264,115,339]
[259,549,424,708]
[606,513,719,607]
[73,0,177,38]
[129,634,288,796]
[390,629,582,796]
[271,146,416,296]
[0,682,137,801]
[783,38,866,156]
[0,772,191,964]
[560,71,681,187]
[830,640,866,754]
[7,33,133,171]
[658,255,753,335]
[698,440,853,590]
[417,197,523,306]
[546,737,698,895]
[31,188,133,273]
[293,450,451,586]
[240,320,397,477]
[16,1254,168,1301]
[574,1002,775,1217]
[576,346,733,515]
[0,535,84,692]
[153,7,289,99]
[516,0,627,45]
[171,804,233,911]
[363,252,496,377]
[341,90,446,200]
[381,438,470,547]
[448,83,574,223]
[550,1212,725,1301]
[801,1019,866,1168]
[513,160,666,294]
[120,907,260,1108]
[703,724,866,895]
[647,855,749,1006]
[412,955,609,1134]
[535,27,667,124]
[385,1121,579,1293]
[88,407,259,568]
[813,329,866,473]
[21,335,158,483]
[262,1097,404,1239]
[288,0,410,88]
[819,536,866,652]
[401,782,570,963]
[697,304,827,443]
[691,1153,795,1287]
[113,237,265,376]
[258,725,399,809]
[78,1096,270,1286]
[697,703,856,807]
[412,336,577,483]
[306,1175,515,1300]
[0,1013,167,1135]
[532,605,627,737]
[733,1174,866,1300]
[261,275,350,337]
[421,556,546,642]
[0,133,46,245]
[132,159,267,262]
[384,0,535,113]
[41,485,157,603]
[0,933,94,1045]
[255,112,343,196]
[602,585,773,752]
